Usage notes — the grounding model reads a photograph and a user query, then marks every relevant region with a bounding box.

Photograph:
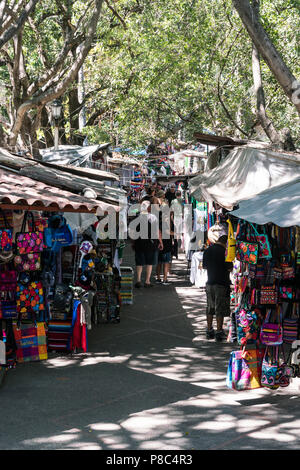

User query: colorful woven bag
[283,304,298,344]
[227,348,263,390]
[260,308,283,346]
[13,320,47,363]
[250,224,272,259]
[261,346,280,390]
[15,212,44,255]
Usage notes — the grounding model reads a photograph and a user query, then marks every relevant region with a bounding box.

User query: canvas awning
[230,178,300,227]
[189,146,300,209]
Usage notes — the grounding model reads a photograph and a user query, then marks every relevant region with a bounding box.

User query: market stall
[0,154,125,378]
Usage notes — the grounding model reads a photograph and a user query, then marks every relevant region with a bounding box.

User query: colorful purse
[0,269,17,291]
[260,308,283,346]
[226,347,263,390]
[236,241,259,265]
[261,346,280,390]
[0,209,13,253]
[259,285,278,305]
[16,280,45,318]
[0,300,17,319]
[13,318,47,363]
[250,224,272,259]
[14,253,41,272]
[15,212,44,255]
[283,304,298,344]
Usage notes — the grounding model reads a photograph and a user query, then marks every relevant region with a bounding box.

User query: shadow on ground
[1,250,300,450]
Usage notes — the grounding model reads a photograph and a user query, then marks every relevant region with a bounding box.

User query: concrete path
[1,249,300,450]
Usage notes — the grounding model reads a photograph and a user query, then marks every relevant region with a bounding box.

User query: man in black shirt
[203,234,233,342]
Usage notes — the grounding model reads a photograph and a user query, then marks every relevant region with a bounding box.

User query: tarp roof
[40,144,100,166]
[189,146,300,210]
[230,177,300,227]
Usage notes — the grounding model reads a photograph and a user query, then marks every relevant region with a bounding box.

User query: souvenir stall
[225,178,300,392]
[0,168,122,379]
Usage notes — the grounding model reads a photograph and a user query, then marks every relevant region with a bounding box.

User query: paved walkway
[1,249,300,450]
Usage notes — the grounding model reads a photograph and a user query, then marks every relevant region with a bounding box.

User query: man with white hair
[203,224,233,342]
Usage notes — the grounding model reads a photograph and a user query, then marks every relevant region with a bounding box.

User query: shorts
[135,250,157,266]
[206,284,231,318]
[158,251,172,264]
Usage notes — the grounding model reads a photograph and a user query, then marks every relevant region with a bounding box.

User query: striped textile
[47,320,72,351]
[283,319,298,344]
[120,267,133,305]
[13,321,48,362]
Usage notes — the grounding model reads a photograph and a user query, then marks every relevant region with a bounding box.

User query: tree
[232,0,300,116]
[0,0,104,156]
[0,0,39,49]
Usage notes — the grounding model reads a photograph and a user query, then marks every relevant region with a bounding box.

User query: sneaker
[135,282,142,288]
[144,283,154,288]
[206,328,215,340]
[155,279,162,284]
[162,281,170,286]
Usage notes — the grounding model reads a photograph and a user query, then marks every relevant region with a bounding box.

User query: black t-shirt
[202,243,233,286]
[133,213,159,252]
[165,191,176,206]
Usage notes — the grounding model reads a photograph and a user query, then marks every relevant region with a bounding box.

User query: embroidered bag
[16,279,45,318]
[261,346,280,390]
[236,241,259,265]
[0,209,13,253]
[250,224,272,259]
[259,285,278,305]
[15,212,44,255]
[260,308,283,346]
[0,269,17,291]
[14,253,41,272]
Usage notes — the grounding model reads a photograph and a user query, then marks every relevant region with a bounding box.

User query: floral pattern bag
[236,241,259,265]
[15,212,44,255]
[250,224,272,259]
[0,209,13,253]
[14,253,41,272]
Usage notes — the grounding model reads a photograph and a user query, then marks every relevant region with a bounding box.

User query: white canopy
[189,146,300,209]
[230,178,300,227]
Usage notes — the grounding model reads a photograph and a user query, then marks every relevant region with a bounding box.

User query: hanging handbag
[15,212,44,255]
[283,304,298,344]
[44,215,73,252]
[250,224,272,259]
[261,346,280,390]
[14,253,41,272]
[0,269,17,291]
[236,241,259,265]
[225,218,236,262]
[259,285,278,305]
[260,307,283,346]
[13,316,47,363]
[226,347,263,390]
[0,209,13,253]
[16,279,45,319]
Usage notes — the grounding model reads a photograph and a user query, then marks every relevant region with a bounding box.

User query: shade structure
[0,169,116,214]
[40,144,100,167]
[230,177,300,227]
[189,146,300,209]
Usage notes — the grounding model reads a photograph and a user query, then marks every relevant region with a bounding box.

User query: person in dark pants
[203,234,233,342]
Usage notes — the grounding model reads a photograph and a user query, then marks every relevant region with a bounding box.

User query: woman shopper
[131,200,162,288]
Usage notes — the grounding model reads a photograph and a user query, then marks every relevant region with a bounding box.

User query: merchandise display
[0,209,123,372]
[227,219,300,391]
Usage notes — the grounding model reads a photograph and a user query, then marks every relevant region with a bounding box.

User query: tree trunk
[232,0,300,116]
[251,0,282,145]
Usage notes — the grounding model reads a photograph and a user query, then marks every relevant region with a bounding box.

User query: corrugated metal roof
[0,169,116,213]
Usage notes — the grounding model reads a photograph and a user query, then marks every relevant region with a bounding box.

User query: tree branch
[0,0,39,49]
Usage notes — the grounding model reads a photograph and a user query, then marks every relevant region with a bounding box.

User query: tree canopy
[0,0,299,154]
